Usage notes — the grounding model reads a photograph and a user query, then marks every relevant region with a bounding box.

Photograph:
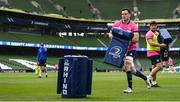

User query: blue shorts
[127,51,136,59]
[148,55,161,65]
[38,61,46,67]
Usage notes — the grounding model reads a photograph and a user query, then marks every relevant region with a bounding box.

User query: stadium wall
[0,45,106,58]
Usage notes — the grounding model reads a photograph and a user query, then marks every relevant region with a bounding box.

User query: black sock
[134,70,147,80]
[126,71,132,89]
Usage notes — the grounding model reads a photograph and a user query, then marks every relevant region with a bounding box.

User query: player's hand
[107,32,113,39]
[160,43,167,48]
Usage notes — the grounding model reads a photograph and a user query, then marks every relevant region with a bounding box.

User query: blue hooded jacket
[37,46,47,62]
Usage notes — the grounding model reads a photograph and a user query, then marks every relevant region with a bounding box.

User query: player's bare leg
[123,56,151,93]
[148,63,162,87]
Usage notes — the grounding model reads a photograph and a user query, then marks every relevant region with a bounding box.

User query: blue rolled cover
[104,27,133,67]
[111,27,134,40]
[159,29,172,44]
[104,37,130,67]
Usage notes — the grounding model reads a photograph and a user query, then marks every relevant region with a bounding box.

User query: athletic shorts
[169,65,173,67]
[38,61,46,67]
[148,55,161,65]
[124,51,136,68]
[126,51,136,59]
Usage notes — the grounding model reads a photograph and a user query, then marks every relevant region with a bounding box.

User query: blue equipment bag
[104,28,134,67]
[159,29,172,61]
[159,29,172,44]
[111,27,133,40]
[57,55,93,98]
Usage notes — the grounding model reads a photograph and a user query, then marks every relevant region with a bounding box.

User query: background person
[146,21,167,87]
[37,43,48,78]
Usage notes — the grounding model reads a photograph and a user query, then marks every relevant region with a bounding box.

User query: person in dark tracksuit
[37,43,48,78]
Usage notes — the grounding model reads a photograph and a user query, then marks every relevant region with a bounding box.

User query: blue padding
[159,29,172,44]
[112,27,134,41]
[57,58,64,94]
[57,55,93,98]
[86,59,93,95]
[104,37,130,67]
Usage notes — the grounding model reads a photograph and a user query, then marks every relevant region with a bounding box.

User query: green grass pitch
[0,72,180,101]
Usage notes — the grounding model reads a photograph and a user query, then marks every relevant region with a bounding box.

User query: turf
[0,72,180,101]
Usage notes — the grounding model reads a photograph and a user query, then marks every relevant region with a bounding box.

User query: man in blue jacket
[37,43,48,78]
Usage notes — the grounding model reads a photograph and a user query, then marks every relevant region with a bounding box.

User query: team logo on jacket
[109,46,122,59]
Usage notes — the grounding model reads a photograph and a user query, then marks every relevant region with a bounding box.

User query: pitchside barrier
[57,55,93,98]
[104,27,134,67]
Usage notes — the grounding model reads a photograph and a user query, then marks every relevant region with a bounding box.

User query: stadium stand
[53,0,92,18]
[2,52,180,71]
[0,54,60,70]
[138,37,146,48]
[172,3,180,18]
[9,0,65,15]
[0,54,118,70]
[8,0,40,13]
[86,0,102,19]
[0,32,109,47]
[91,0,180,20]
[1,0,178,20]
[137,0,180,19]
[0,55,30,69]
[172,39,180,47]
[0,0,9,8]
[33,0,58,14]
[90,0,133,20]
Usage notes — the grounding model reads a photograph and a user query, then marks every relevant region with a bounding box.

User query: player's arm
[147,39,166,48]
[131,32,139,42]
